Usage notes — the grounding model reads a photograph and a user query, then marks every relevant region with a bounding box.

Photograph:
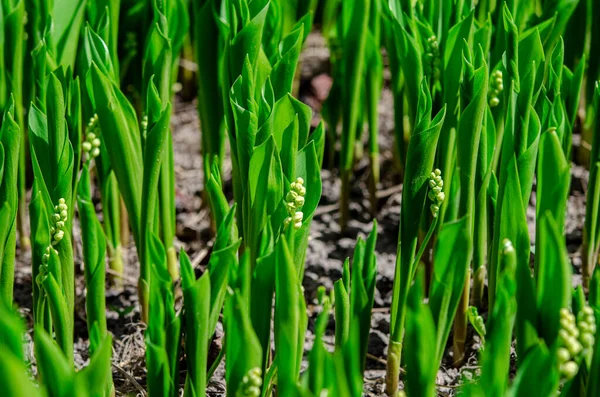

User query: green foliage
[1,2,600,397]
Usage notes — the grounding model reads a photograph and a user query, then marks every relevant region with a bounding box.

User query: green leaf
[334,275,350,350]
[77,165,108,355]
[245,135,283,264]
[75,334,113,397]
[83,25,116,82]
[180,251,211,397]
[536,128,569,236]
[140,79,172,281]
[391,79,446,343]
[270,25,304,100]
[476,239,517,397]
[536,212,572,347]
[350,221,377,372]
[0,99,20,303]
[275,238,307,395]
[405,267,437,397]
[35,327,75,397]
[442,11,474,126]
[51,0,87,68]
[88,63,143,245]
[508,342,559,397]
[0,346,42,397]
[429,216,471,365]
[225,291,263,396]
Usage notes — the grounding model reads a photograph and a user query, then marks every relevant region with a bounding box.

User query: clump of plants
[1,1,600,397]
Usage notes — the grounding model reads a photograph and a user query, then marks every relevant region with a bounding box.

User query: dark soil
[11,32,589,396]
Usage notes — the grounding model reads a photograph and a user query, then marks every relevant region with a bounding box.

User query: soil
[11,32,589,396]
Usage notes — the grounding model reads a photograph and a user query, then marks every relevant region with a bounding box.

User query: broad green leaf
[536,129,569,236]
[35,327,75,397]
[405,268,437,397]
[476,239,517,397]
[536,212,572,347]
[225,292,263,396]
[180,251,211,397]
[429,216,471,365]
[508,342,559,397]
[88,64,143,245]
[52,0,87,68]
[77,165,108,355]
[270,24,304,100]
[275,238,307,395]
[75,335,113,397]
[391,80,446,343]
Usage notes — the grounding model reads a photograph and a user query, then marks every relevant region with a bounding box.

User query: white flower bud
[557,347,570,363]
[286,191,298,202]
[293,212,303,223]
[560,361,579,379]
[581,332,594,348]
[54,230,65,242]
[567,338,582,356]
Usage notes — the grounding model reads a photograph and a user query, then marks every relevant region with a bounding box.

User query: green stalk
[181,204,238,397]
[101,173,124,287]
[192,0,225,195]
[28,73,77,363]
[339,0,370,230]
[80,9,126,286]
[78,165,109,355]
[143,0,188,281]
[452,45,487,364]
[472,109,495,308]
[365,0,382,215]
[386,81,446,395]
[583,85,600,289]
[0,99,20,304]
[2,0,28,249]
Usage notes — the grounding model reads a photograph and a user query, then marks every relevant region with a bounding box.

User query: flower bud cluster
[488,70,503,108]
[141,114,149,138]
[83,114,101,161]
[577,305,596,349]
[284,177,306,230]
[428,169,444,218]
[50,198,68,247]
[557,306,596,380]
[425,36,441,84]
[237,367,262,397]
